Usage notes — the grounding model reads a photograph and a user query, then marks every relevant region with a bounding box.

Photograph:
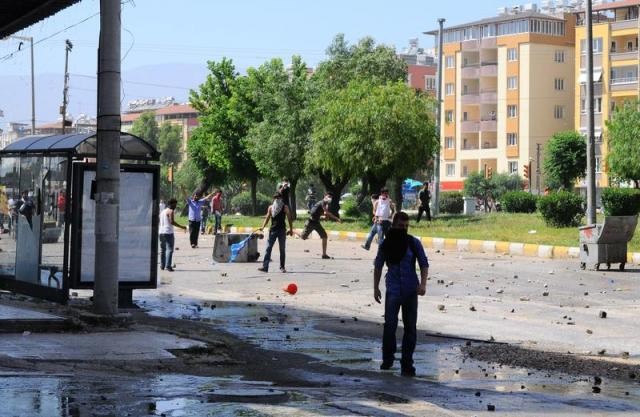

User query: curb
[228,226,640,264]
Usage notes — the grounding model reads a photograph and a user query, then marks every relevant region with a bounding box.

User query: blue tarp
[229,235,253,263]
[403,179,423,189]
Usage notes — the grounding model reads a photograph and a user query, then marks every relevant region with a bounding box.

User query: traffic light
[523,163,529,180]
[487,166,493,179]
[167,165,173,183]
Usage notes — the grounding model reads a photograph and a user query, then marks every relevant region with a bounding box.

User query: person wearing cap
[257,192,293,273]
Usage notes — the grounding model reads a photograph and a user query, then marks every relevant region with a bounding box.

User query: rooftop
[425,10,565,35]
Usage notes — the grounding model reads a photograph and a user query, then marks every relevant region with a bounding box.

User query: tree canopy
[158,123,183,166]
[543,131,586,191]
[130,111,159,148]
[606,100,640,187]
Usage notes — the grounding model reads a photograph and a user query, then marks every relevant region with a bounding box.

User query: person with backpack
[373,211,429,377]
[416,182,431,222]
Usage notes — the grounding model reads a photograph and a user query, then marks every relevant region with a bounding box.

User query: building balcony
[611,49,639,62]
[461,91,480,105]
[480,89,497,103]
[580,54,603,69]
[480,63,498,77]
[480,116,497,131]
[462,65,480,79]
[580,113,604,128]
[611,77,639,92]
[481,37,497,49]
[611,19,638,32]
[580,82,604,96]
[461,121,480,133]
[462,39,479,51]
[481,140,497,149]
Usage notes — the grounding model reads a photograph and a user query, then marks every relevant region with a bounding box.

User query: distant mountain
[0,62,209,127]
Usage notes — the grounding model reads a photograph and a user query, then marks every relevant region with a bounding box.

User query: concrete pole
[94,0,121,315]
[585,0,597,225]
[433,18,445,217]
[61,40,72,134]
[28,37,35,135]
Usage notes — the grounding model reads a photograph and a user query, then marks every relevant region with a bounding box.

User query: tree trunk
[289,178,298,221]
[318,170,349,217]
[356,176,369,206]
[393,177,403,212]
[250,177,257,216]
[367,174,387,198]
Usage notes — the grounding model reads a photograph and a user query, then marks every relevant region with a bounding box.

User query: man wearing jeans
[257,192,293,273]
[210,190,223,234]
[373,211,429,377]
[362,188,395,250]
[186,191,214,248]
[159,198,186,272]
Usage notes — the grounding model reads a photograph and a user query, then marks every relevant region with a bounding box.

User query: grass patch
[180,212,640,251]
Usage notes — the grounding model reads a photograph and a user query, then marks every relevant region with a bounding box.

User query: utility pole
[433,18,445,217]
[3,36,35,134]
[585,0,597,224]
[94,0,121,315]
[536,143,542,195]
[61,39,72,134]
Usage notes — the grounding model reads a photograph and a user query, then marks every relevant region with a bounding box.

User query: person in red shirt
[210,190,223,234]
[56,190,66,227]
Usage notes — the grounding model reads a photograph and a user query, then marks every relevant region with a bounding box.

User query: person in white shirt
[362,188,395,250]
[159,198,186,272]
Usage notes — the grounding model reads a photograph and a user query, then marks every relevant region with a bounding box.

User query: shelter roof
[0,0,80,38]
[0,132,159,161]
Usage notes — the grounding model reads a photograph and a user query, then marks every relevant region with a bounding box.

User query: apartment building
[399,39,438,94]
[574,0,640,188]
[428,5,576,192]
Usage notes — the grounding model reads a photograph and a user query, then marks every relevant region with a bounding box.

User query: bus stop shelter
[0,132,160,303]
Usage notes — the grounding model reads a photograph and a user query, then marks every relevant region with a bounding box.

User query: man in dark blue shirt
[373,211,429,377]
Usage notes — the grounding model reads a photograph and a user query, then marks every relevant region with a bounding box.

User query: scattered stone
[594,376,602,385]
[496,289,504,294]
[544,283,548,288]
[542,292,549,297]
[469,306,477,312]
[622,352,630,359]
[548,270,554,275]
[488,336,495,342]
[584,292,589,296]
[340,284,349,288]
[487,404,496,411]
[519,297,530,302]
[510,309,515,313]
[293,327,299,331]
[352,316,358,322]
[489,262,495,267]
[592,386,601,394]
[474,391,481,397]
[586,329,593,334]
[304,249,309,252]
[437,304,445,311]
[513,274,518,279]
[340,319,345,323]
[630,372,636,379]
[599,311,607,319]
[448,281,454,286]
[598,349,606,355]
[259,316,269,322]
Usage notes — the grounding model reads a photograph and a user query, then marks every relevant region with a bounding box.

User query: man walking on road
[374,211,429,377]
[257,192,294,273]
[210,189,223,234]
[416,182,431,223]
[299,192,341,259]
[159,198,186,272]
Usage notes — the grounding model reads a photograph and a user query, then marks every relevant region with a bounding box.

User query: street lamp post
[3,36,35,134]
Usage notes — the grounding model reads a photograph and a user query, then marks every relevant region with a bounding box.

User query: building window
[581,99,586,113]
[445,137,455,149]
[445,56,455,68]
[445,83,455,96]
[508,161,518,174]
[507,76,518,89]
[580,38,603,54]
[445,110,454,123]
[425,76,436,90]
[554,50,565,63]
[554,105,565,119]
[507,105,518,118]
[507,47,518,61]
[595,156,601,173]
[554,78,564,91]
[507,133,518,146]
[595,97,602,113]
[446,163,456,177]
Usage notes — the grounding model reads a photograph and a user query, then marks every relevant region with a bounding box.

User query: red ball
[284,283,298,295]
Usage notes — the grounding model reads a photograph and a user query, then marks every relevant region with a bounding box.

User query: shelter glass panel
[0,157,19,276]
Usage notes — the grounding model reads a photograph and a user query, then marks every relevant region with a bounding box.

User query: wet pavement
[2,234,640,416]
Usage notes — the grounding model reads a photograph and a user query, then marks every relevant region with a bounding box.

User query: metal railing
[611,77,639,85]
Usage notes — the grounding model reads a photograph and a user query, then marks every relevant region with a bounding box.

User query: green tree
[606,100,640,187]
[130,111,159,148]
[492,172,524,200]
[543,131,586,191]
[244,56,312,218]
[309,35,409,210]
[463,172,494,212]
[310,80,437,210]
[158,123,183,166]
[189,58,261,212]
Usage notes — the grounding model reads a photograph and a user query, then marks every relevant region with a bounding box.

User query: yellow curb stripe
[444,238,457,250]
[553,246,569,258]
[495,241,510,254]
[523,244,539,257]
[469,240,484,252]
[420,236,433,248]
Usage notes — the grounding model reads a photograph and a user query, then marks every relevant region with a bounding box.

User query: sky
[0,0,512,124]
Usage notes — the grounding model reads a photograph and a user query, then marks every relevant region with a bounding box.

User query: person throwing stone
[299,192,341,259]
[257,192,293,273]
[159,198,186,272]
[373,211,429,377]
